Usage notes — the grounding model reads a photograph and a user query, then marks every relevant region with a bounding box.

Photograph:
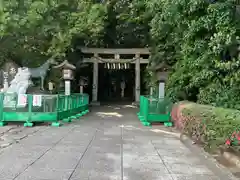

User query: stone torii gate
[80,48,150,104]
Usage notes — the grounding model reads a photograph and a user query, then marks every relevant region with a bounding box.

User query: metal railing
[0,93,89,127]
[137,95,173,127]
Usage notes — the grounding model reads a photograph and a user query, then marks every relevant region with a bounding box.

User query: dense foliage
[171,102,240,152]
[1,0,240,109]
[0,0,106,67]
[148,0,240,109]
[0,0,151,63]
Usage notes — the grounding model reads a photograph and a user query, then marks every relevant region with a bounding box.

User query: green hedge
[180,103,240,152]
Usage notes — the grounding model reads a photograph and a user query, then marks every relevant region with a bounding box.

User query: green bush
[180,102,240,152]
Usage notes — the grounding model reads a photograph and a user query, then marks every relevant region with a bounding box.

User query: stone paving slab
[15,167,74,180]
[171,174,221,180]
[123,169,173,180]
[0,126,45,149]
[70,148,122,179]
[165,163,214,175]
[160,154,202,165]
[0,144,48,160]
[0,105,236,180]
[0,157,33,180]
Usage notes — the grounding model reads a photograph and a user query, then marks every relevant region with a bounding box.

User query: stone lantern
[54,60,76,95]
[150,62,170,99]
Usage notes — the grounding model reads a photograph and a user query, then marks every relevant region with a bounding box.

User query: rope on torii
[92,55,142,69]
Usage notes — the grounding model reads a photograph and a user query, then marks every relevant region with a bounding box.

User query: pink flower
[237,136,240,141]
[231,131,237,138]
[236,132,240,141]
[225,139,231,146]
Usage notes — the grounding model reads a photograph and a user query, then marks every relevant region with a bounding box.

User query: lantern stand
[53,60,76,96]
[53,60,76,110]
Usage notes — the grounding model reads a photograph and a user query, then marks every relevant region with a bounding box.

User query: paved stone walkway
[0,105,237,180]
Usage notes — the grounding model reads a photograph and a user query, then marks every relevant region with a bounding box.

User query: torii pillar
[135,54,141,103]
[91,53,100,105]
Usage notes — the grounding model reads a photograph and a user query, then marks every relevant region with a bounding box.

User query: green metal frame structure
[0,93,89,127]
[137,96,173,127]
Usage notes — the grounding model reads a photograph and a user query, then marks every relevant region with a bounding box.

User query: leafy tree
[148,0,240,109]
[103,0,150,47]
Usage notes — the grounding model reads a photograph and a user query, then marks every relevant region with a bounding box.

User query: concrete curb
[223,151,240,169]
[180,134,238,180]
[150,128,181,138]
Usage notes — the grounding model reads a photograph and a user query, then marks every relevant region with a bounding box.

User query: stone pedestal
[158,82,165,98]
[80,86,83,94]
[157,71,169,99]
[65,80,71,96]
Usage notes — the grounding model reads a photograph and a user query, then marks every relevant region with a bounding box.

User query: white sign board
[33,95,42,107]
[17,94,27,107]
